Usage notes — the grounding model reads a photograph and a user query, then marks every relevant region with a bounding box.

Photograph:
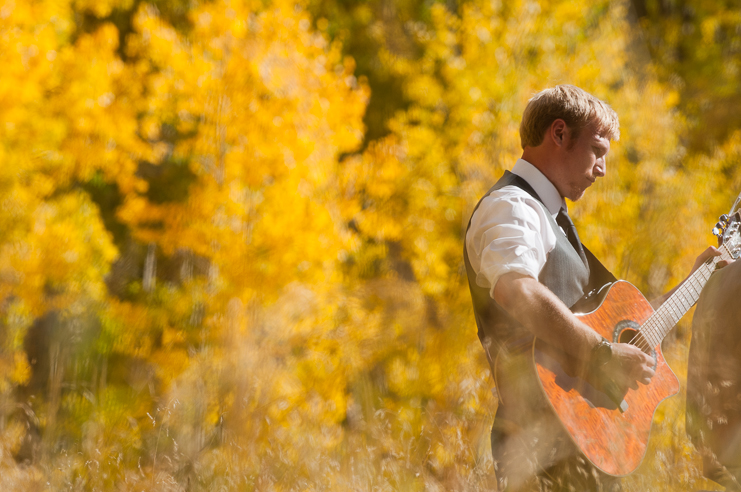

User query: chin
[568,189,586,202]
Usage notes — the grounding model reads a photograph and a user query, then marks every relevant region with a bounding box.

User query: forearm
[493,272,602,361]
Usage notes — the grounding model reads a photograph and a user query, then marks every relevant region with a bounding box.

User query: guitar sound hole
[618,327,639,345]
[613,320,658,370]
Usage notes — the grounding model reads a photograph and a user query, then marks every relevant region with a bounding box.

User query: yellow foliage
[119,0,368,304]
[10,351,30,385]
[0,0,737,490]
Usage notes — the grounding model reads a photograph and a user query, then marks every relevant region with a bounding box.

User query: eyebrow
[593,137,609,148]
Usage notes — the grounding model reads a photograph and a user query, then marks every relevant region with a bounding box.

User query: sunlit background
[1,0,740,489]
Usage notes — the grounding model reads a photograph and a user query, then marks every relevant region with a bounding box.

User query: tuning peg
[714,219,726,235]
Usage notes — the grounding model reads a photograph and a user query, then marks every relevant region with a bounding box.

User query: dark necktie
[556,209,588,267]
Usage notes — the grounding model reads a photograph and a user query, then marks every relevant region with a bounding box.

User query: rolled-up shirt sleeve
[465,187,558,299]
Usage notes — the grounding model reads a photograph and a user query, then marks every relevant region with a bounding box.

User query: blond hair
[519,85,620,148]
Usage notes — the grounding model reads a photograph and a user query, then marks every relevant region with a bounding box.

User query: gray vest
[463,171,615,369]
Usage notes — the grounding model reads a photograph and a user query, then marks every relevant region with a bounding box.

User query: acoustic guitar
[494,206,741,476]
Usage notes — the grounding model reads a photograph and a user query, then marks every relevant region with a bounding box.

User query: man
[464,85,723,491]
[687,259,741,491]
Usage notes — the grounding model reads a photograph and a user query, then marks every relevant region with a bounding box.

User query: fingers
[693,246,720,269]
[695,245,719,263]
[705,245,721,257]
[717,259,733,269]
[615,343,652,364]
[628,360,654,385]
[609,343,656,390]
[636,365,655,385]
[688,245,737,275]
[614,367,651,391]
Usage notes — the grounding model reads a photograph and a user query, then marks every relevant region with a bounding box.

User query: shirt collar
[511,158,566,217]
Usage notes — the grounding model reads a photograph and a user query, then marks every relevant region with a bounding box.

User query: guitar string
[632,260,712,351]
[635,246,731,349]
[627,242,733,352]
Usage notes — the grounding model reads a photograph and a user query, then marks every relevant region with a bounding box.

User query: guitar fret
[640,331,654,350]
[638,323,652,348]
[687,279,700,299]
[678,291,693,310]
[721,243,732,261]
[655,317,665,340]
[685,281,694,297]
[636,240,736,352]
[672,294,685,312]
[694,274,705,291]
[689,275,701,291]
[653,313,667,342]
[666,299,674,325]
[680,293,694,310]
[659,315,670,340]
[647,328,660,349]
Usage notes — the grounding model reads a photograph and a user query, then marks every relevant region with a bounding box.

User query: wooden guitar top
[534,280,680,476]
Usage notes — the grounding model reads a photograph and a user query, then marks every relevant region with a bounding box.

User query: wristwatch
[590,337,612,367]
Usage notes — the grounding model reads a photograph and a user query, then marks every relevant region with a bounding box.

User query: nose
[594,158,606,178]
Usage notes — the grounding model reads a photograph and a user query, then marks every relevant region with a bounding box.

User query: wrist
[590,337,612,367]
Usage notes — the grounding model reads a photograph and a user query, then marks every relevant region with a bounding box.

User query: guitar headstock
[714,211,741,259]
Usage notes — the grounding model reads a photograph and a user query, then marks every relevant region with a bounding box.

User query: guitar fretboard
[633,243,734,351]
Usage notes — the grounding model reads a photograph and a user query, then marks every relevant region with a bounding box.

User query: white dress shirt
[465,159,567,299]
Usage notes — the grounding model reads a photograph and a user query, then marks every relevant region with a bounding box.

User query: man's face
[559,123,610,201]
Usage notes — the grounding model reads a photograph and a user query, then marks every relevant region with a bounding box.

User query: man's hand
[603,343,655,392]
[691,246,732,273]
[651,246,733,308]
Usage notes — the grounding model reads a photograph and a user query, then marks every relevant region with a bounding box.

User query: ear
[550,119,568,148]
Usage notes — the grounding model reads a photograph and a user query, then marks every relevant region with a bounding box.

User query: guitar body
[494,280,680,476]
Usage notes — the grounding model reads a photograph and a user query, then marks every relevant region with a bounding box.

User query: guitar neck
[636,244,734,349]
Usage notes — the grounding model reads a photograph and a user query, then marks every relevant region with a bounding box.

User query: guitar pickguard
[535,345,624,412]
